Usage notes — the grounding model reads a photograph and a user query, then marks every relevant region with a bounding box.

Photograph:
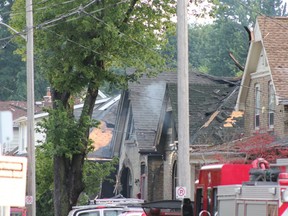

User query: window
[172,161,178,199]
[78,211,100,216]
[255,84,261,129]
[268,82,275,128]
[104,210,123,216]
[195,188,203,215]
[125,107,134,140]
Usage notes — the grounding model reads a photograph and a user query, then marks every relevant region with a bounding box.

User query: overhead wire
[1,1,287,101]
[80,9,161,55]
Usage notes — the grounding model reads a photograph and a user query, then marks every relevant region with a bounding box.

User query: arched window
[120,167,132,198]
[172,161,178,199]
[255,84,261,129]
[268,81,275,128]
[125,107,135,140]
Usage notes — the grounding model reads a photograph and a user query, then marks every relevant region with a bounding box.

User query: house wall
[244,74,285,138]
[147,156,164,201]
[118,141,142,198]
[14,117,46,154]
[163,149,176,200]
[4,127,19,153]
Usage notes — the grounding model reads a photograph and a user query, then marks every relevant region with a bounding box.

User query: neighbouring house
[194,17,288,166]
[112,71,243,201]
[0,100,45,154]
[0,89,120,197]
[236,16,288,139]
[0,90,120,159]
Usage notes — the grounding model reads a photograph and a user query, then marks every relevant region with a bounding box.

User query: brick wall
[147,156,164,201]
[244,74,285,138]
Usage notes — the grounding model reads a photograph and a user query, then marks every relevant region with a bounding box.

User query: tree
[0,0,48,101]
[213,132,288,164]
[35,145,118,216]
[204,0,288,76]
[168,0,288,77]
[10,0,176,215]
[0,0,26,100]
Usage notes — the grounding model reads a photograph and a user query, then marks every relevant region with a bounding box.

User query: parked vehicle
[68,198,145,216]
[68,205,124,216]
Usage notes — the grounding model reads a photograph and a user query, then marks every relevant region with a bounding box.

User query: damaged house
[111,71,243,201]
[236,16,288,139]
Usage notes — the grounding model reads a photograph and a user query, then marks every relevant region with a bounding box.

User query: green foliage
[186,0,288,77]
[83,157,119,199]
[10,0,176,95]
[0,0,48,101]
[35,146,54,216]
[38,106,99,157]
[0,0,26,100]
[35,144,118,213]
[10,0,176,214]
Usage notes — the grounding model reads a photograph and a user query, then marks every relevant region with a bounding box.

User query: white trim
[200,164,223,170]
[250,70,270,79]
[98,90,107,99]
[98,95,121,111]
[74,97,111,109]
[34,112,48,119]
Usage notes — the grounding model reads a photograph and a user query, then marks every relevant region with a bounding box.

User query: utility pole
[26,0,36,215]
[177,0,191,198]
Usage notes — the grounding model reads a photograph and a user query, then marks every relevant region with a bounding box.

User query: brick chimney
[43,87,51,103]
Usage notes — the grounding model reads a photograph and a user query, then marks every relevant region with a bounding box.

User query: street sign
[25,196,33,205]
[0,156,27,206]
[176,186,186,199]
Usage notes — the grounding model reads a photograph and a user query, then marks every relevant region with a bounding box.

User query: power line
[39,27,102,56]
[36,0,97,29]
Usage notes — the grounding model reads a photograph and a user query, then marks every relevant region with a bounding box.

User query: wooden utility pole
[177,0,191,198]
[26,0,36,215]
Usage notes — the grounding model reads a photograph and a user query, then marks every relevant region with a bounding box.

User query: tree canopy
[165,0,288,77]
[10,0,176,215]
[0,0,48,100]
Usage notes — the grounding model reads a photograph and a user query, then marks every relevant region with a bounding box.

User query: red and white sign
[25,196,33,205]
[176,186,186,199]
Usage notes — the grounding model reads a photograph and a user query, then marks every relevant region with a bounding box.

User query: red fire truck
[194,158,288,216]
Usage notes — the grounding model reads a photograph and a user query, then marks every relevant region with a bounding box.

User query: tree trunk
[52,79,99,216]
[53,153,85,216]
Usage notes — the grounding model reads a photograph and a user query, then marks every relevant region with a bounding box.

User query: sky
[188,0,288,25]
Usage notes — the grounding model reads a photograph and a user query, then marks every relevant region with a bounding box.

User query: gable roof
[257,16,288,102]
[0,101,44,121]
[128,71,241,149]
[237,16,288,109]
